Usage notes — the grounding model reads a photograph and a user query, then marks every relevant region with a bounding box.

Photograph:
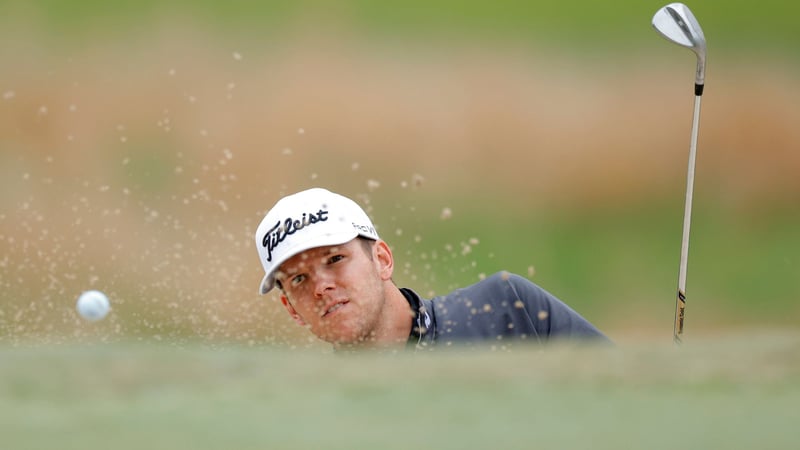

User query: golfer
[255,188,609,350]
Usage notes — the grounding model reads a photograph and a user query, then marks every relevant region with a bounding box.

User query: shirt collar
[400,288,434,349]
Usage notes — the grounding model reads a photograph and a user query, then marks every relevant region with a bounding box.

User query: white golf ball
[76,290,111,321]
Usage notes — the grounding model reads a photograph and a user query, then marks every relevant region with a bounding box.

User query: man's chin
[326,330,374,348]
[320,327,362,347]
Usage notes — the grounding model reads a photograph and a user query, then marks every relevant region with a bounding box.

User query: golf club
[651,3,707,344]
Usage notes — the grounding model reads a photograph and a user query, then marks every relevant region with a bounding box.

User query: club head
[652,3,706,89]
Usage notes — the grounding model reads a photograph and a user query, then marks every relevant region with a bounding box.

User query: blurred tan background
[1,0,798,346]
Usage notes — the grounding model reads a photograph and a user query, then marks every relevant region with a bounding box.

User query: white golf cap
[254,188,379,294]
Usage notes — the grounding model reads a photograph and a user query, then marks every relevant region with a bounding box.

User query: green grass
[3,0,799,54]
[2,332,799,449]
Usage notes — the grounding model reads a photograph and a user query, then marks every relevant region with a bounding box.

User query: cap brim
[258,230,360,295]
[259,273,273,295]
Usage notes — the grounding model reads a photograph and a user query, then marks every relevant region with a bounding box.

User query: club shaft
[674,93,702,344]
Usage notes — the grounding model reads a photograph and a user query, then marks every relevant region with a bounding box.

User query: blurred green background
[1,0,798,345]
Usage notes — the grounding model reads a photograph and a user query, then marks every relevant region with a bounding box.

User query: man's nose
[311,269,335,298]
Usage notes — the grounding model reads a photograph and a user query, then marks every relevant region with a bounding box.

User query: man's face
[275,239,391,346]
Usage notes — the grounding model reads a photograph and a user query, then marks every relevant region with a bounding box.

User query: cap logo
[261,209,328,262]
[352,222,376,236]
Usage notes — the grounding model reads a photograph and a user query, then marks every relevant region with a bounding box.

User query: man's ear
[374,240,394,281]
[281,295,307,327]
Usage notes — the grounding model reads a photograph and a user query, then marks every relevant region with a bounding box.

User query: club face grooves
[666,6,694,45]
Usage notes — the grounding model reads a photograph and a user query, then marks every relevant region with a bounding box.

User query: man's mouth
[322,301,348,317]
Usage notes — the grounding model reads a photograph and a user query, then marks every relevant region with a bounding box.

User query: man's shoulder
[428,271,532,313]
[416,272,610,345]
[423,271,541,342]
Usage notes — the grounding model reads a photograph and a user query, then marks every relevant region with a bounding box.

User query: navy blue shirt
[403,271,609,349]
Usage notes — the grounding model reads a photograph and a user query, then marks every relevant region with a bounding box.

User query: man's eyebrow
[324,245,342,254]
[273,269,290,281]
[277,246,345,278]
[275,264,304,279]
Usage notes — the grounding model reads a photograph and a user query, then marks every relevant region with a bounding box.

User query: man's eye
[328,255,345,264]
[290,274,306,286]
